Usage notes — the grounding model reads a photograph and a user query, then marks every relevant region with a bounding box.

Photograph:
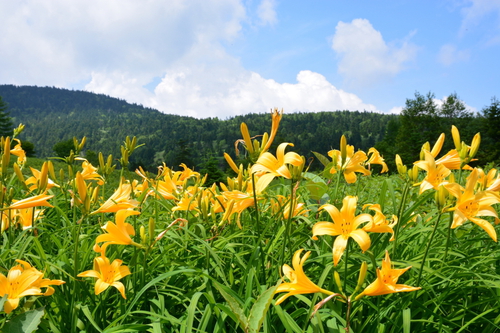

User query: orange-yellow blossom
[362,204,398,241]
[444,168,500,242]
[367,147,389,173]
[251,142,304,193]
[328,140,371,184]
[414,150,451,194]
[312,196,372,266]
[78,255,131,299]
[275,249,334,305]
[92,182,138,214]
[8,194,54,210]
[355,251,419,299]
[95,209,141,253]
[0,260,64,313]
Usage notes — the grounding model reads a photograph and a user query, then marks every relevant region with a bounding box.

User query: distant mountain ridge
[0,84,395,171]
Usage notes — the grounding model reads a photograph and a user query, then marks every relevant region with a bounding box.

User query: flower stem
[414,212,442,296]
[393,181,411,260]
[443,211,454,263]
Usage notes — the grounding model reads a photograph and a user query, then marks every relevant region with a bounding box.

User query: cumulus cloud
[331,19,417,86]
[150,69,378,118]
[257,0,278,26]
[0,0,246,87]
[438,44,470,66]
[0,1,378,118]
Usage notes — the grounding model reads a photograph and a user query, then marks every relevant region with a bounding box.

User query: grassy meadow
[0,111,499,333]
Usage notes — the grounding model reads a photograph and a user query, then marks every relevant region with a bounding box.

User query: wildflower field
[1,111,499,332]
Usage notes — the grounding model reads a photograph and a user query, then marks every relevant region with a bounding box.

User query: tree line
[0,85,498,175]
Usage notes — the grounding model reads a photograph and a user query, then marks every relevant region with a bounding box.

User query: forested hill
[0,84,395,171]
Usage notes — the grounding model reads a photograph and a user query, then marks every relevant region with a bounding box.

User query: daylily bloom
[476,168,500,192]
[92,182,138,214]
[10,139,26,165]
[355,251,420,299]
[275,249,334,305]
[14,207,45,230]
[80,160,104,185]
[414,150,451,194]
[78,255,131,299]
[250,142,304,193]
[272,195,309,219]
[0,260,65,313]
[8,194,54,210]
[444,168,500,242]
[25,163,59,192]
[366,148,388,173]
[328,136,371,184]
[362,204,398,241]
[312,196,373,266]
[261,108,283,153]
[94,209,142,253]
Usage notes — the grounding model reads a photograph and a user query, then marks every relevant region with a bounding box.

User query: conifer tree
[0,96,13,137]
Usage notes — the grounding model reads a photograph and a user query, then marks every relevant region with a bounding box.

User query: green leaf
[0,295,6,312]
[212,280,247,330]
[82,305,103,333]
[246,284,279,333]
[305,180,329,201]
[2,307,45,333]
[312,151,330,167]
[403,308,411,333]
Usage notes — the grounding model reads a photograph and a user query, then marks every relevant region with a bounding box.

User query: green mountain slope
[0,84,395,171]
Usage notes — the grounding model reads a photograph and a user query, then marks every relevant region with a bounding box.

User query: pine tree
[0,96,14,137]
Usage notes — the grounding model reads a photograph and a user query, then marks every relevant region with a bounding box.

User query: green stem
[333,171,342,206]
[392,181,411,260]
[251,173,265,284]
[344,238,350,288]
[345,297,352,333]
[443,211,454,263]
[414,212,443,295]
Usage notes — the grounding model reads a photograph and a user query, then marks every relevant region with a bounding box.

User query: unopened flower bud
[469,133,480,159]
[354,261,368,294]
[334,271,343,292]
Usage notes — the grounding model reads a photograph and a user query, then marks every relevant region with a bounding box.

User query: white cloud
[0,1,379,119]
[388,106,403,114]
[331,19,417,86]
[257,0,278,26]
[0,0,246,86]
[438,44,470,66]
[460,0,500,37]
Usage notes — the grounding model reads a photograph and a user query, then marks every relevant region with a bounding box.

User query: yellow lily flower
[78,255,131,299]
[25,165,59,192]
[14,207,45,230]
[8,194,54,210]
[0,260,65,313]
[362,204,398,241]
[367,148,388,173]
[10,139,26,165]
[261,108,283,153]
[476,168,500,192]
[414,150,451,194]
[328,137,371,184]
[92,182,138,214]
[250,142,304,193]
[355,251,420,299]
[444,168,500,242]
[95,209,141,253]
[272,195,309,219]
[80,160,104,185]
[312,196,372,266]
[275,249,334,305]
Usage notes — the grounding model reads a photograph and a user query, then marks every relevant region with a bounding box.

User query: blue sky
[1,0,499,118]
